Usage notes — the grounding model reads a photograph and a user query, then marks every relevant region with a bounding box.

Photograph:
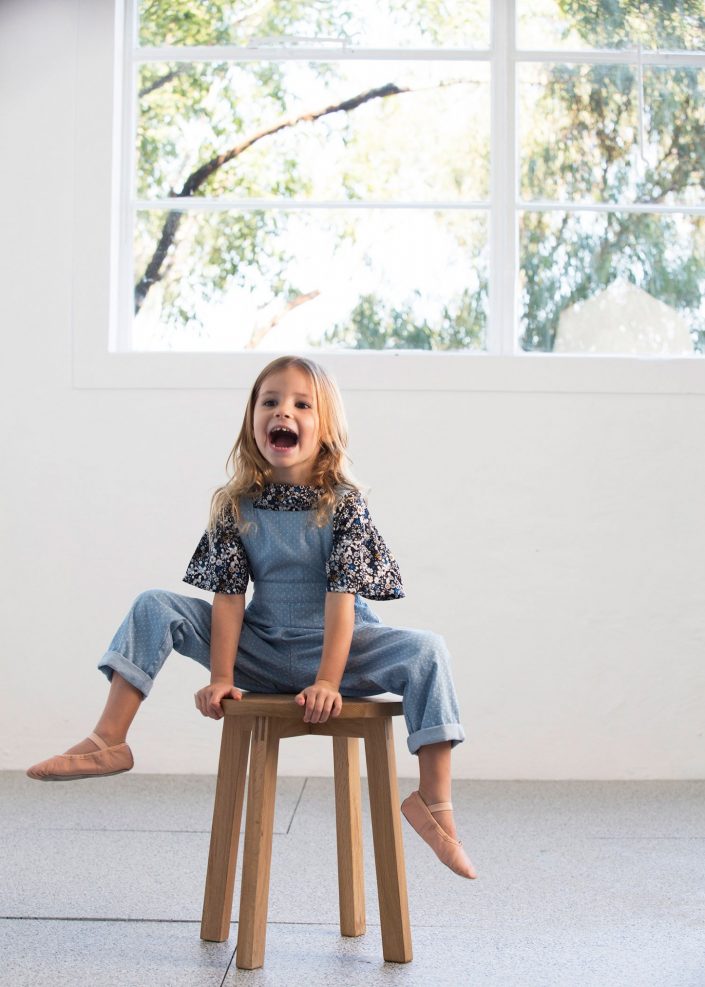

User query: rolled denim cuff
[407,723,466,756]
[97,651,154,699]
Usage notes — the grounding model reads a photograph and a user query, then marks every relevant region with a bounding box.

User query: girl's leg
[406,742,477,878]
[340,624,466,756]
[337,624,469,855]
[63,672,143,755]
[417,740,456,839]
[60,588,215,754]
[27,589,281,778]
[62,589,280,755]
[97,588,214,695]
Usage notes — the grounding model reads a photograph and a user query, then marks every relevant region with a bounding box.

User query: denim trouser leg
[333,623,465,756]
[97,588,268,698]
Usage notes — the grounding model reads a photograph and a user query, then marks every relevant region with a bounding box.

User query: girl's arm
[317,591,356,688]
[195,592,245,720]
[210,592,246,683]
[296,591,355,723]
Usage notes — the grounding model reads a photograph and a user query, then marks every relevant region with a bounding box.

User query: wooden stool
[200,693,413,969]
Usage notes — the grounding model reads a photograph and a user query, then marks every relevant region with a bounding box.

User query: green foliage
[135,3,345,333]
[151,209,294,339]
[521,211,705,352]
[384,0,489,46]
[139,0,233,45]
[557,0,705,49]
[518,0,705,353]
[316,286,486,351]
[139,0,354,47]
[139,0,485,48]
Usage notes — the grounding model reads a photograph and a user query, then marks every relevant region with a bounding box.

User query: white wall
[2,0,704,779]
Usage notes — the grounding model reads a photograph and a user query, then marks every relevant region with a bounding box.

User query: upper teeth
[272,426,295,435]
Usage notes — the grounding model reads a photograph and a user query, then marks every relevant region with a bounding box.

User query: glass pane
[133,208,487,352]
[519,64,705,207]
[518,0,705,51]
[137,61,489,202]
[138,0,489,49]
[519,210,705,354]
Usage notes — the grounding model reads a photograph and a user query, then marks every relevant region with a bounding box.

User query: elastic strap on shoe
[88,731,109,751]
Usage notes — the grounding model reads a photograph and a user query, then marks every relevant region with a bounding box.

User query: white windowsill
[71,342,705,394]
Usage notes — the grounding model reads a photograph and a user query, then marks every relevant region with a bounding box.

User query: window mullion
[134,45,493,63]
[113,0,137,353]
[514,48,705,67]
[490,0,517,355]
[134,198,491,211]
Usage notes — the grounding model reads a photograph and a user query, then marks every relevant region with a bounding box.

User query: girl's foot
[26,732,134,781]
[63,734,123,755]
[401,790,477,879]
[418,787,459,840]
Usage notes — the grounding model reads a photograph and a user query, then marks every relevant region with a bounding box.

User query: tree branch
[245,291,321,349]
[138,67,187,99]
[134,82,410,314]
[179,83,407,197]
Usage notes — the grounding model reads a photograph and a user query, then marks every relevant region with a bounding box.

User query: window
[71,1,705,389]
[122,0,490,354]
[117,0,705,358]
[515,0,705,357]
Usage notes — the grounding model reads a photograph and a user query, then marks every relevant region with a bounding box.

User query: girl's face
[252,366,321,485]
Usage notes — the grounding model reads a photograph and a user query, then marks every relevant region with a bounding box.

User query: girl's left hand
[295,680,342,723]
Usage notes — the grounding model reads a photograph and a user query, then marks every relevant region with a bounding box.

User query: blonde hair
[206,355,366,536]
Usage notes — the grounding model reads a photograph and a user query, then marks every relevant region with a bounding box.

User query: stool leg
[363,717,413,963]
[201,718,251,942]
[332,736,366,936]
[236,715,280,970]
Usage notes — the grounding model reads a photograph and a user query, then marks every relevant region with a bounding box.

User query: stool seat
[200,693,412,969]
[221,694,404,718]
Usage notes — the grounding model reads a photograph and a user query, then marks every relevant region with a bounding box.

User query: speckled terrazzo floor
[2,773,704,986]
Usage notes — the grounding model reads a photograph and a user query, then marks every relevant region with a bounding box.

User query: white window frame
[72,0,705,392]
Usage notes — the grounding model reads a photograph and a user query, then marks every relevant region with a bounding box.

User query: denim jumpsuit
[97,486,465,755]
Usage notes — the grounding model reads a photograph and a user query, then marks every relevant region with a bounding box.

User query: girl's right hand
[194,680,243,720]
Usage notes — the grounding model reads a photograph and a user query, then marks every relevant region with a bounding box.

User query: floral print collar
[253,482,323,511]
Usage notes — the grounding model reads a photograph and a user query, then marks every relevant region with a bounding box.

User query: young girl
[27,355,476,880]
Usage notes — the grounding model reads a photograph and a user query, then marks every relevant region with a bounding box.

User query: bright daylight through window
[123,0,705,356]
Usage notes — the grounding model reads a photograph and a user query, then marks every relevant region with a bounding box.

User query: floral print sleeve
[326,491,405,600]
[183,508,250,595]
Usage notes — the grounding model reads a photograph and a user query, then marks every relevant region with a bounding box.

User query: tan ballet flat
[26,731,134,781]
[401,790,477,879]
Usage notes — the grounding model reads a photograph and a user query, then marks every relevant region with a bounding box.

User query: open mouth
[269,427,298,451]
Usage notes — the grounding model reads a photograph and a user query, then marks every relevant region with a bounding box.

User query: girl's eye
[262,399,310,408]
